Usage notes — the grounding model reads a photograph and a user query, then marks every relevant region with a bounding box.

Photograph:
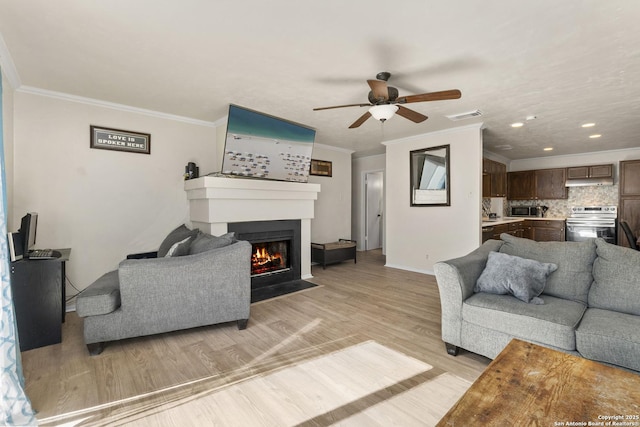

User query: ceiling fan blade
[349,112,372,128]
[396,89,462,104]
[367,79,389,101]
[313,103,371,111]
[396,105,428,123]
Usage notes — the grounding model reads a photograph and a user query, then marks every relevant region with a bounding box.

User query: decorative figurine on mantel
[184,162,199,180]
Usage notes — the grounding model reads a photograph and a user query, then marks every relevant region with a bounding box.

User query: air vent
[447,109,482,121]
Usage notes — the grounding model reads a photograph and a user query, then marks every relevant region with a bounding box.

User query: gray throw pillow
[165,236,193,257]
[188,231,237,255]
[157,225,199,257]
[499,233,596,304]
[475,251,558,304]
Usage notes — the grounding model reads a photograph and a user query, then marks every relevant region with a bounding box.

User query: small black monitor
[19,212,38,252]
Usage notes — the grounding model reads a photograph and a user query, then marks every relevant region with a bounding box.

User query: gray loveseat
[77,225,252,355]
[434,233,640,373]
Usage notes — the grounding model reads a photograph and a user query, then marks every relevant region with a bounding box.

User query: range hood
[565,177,614,187]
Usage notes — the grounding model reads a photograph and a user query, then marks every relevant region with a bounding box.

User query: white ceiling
[1,1,639,159]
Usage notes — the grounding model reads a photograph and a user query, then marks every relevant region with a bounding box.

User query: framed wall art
[410,144,450,206]
[90,125,151,155]
[310,159,332,177]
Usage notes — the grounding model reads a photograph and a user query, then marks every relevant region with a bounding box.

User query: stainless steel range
[565,206,617,244]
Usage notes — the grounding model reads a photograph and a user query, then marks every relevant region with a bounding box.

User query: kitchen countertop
[482,217,566,227]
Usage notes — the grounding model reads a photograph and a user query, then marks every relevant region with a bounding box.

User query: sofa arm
[117,241,251,316]
[433,239,503,346]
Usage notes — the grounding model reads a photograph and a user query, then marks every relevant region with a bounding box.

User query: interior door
[365,171,384,250]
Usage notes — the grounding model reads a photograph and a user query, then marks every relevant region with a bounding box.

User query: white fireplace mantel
[185,176,321,279]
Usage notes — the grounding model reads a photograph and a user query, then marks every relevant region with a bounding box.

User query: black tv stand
[10,248,70,351]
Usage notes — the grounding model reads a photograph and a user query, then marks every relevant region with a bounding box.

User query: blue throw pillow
[474,251,558,304]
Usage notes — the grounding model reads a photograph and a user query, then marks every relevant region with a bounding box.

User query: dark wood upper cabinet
[619,160,640,247]
[567,164,613,180]
[620,160,640,197]
[507,168,567,200]
[507,170,535,200]
[566,166,590,179]
[535,168,568,199]
[482,158,506,197]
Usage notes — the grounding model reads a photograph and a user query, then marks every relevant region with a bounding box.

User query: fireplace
[228,220,301,289]
[185,176,320,281]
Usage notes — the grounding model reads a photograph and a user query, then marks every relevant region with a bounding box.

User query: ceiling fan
[313,72,462,129]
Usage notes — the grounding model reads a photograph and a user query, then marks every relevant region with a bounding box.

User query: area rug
[84,341,472,426]
[251,279,318,303]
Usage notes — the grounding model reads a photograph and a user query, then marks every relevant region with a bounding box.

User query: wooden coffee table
[437,339,640,426]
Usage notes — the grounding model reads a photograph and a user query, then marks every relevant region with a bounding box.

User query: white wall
[352,153,385,251]
[384,124,483,274]
[2,72,14,229]
[308,144,353,243]
[12,91,218,296]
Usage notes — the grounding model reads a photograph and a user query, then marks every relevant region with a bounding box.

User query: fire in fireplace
[251,241,290,276]
[228,219,302,290]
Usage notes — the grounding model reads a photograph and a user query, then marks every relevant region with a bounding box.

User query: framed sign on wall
[310,159,332,177]
[90,125,151,155]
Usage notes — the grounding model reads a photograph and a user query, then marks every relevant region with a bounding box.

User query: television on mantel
[220,104,316,183]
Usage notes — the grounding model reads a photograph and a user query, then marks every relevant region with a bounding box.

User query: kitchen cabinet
[507,221,524,238]
[507,168,567,200]
[525,219,565,242]
[482,221,524,242]
[507,171,535,200]
[567,164,613,180]
[618,160,640,247]
[535,168,568,199]
[482,158,506,197]
[482,220,564,243]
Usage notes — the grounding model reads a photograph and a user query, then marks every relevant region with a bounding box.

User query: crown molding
[0,32,21,89]
[16,85,219,127]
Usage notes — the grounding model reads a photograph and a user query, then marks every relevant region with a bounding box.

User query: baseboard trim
[384,263,434,276]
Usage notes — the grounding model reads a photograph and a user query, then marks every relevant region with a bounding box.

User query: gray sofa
[77,225,252,355]
[434,233,640,373]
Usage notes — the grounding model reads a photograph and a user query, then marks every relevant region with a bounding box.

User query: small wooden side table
[311,239,357,269]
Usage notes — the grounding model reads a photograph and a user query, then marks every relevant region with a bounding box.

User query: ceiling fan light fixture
[369,104,398,122]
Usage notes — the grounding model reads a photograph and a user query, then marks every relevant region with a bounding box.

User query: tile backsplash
[508,185,618,217]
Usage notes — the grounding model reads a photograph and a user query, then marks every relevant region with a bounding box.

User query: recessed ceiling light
[589,134,602,138]
[511,122,524,128]
[544,147,554,151]
[582,123,596,128]
[526,115,537,121]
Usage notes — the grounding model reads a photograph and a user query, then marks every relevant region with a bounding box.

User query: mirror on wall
[410,145,450,206]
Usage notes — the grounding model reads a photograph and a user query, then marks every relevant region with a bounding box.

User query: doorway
[365,171,384,250]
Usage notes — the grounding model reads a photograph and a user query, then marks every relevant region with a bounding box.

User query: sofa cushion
[463,293,586,351]
[157,225,199,257]
[189,231,236,255]
[475,251,557,304]
[499,233,596,304]
[589,238,640,316]
[76,270,121,317]
[576,308,640,372]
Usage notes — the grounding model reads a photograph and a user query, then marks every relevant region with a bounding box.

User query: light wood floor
[22,249,490,426]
